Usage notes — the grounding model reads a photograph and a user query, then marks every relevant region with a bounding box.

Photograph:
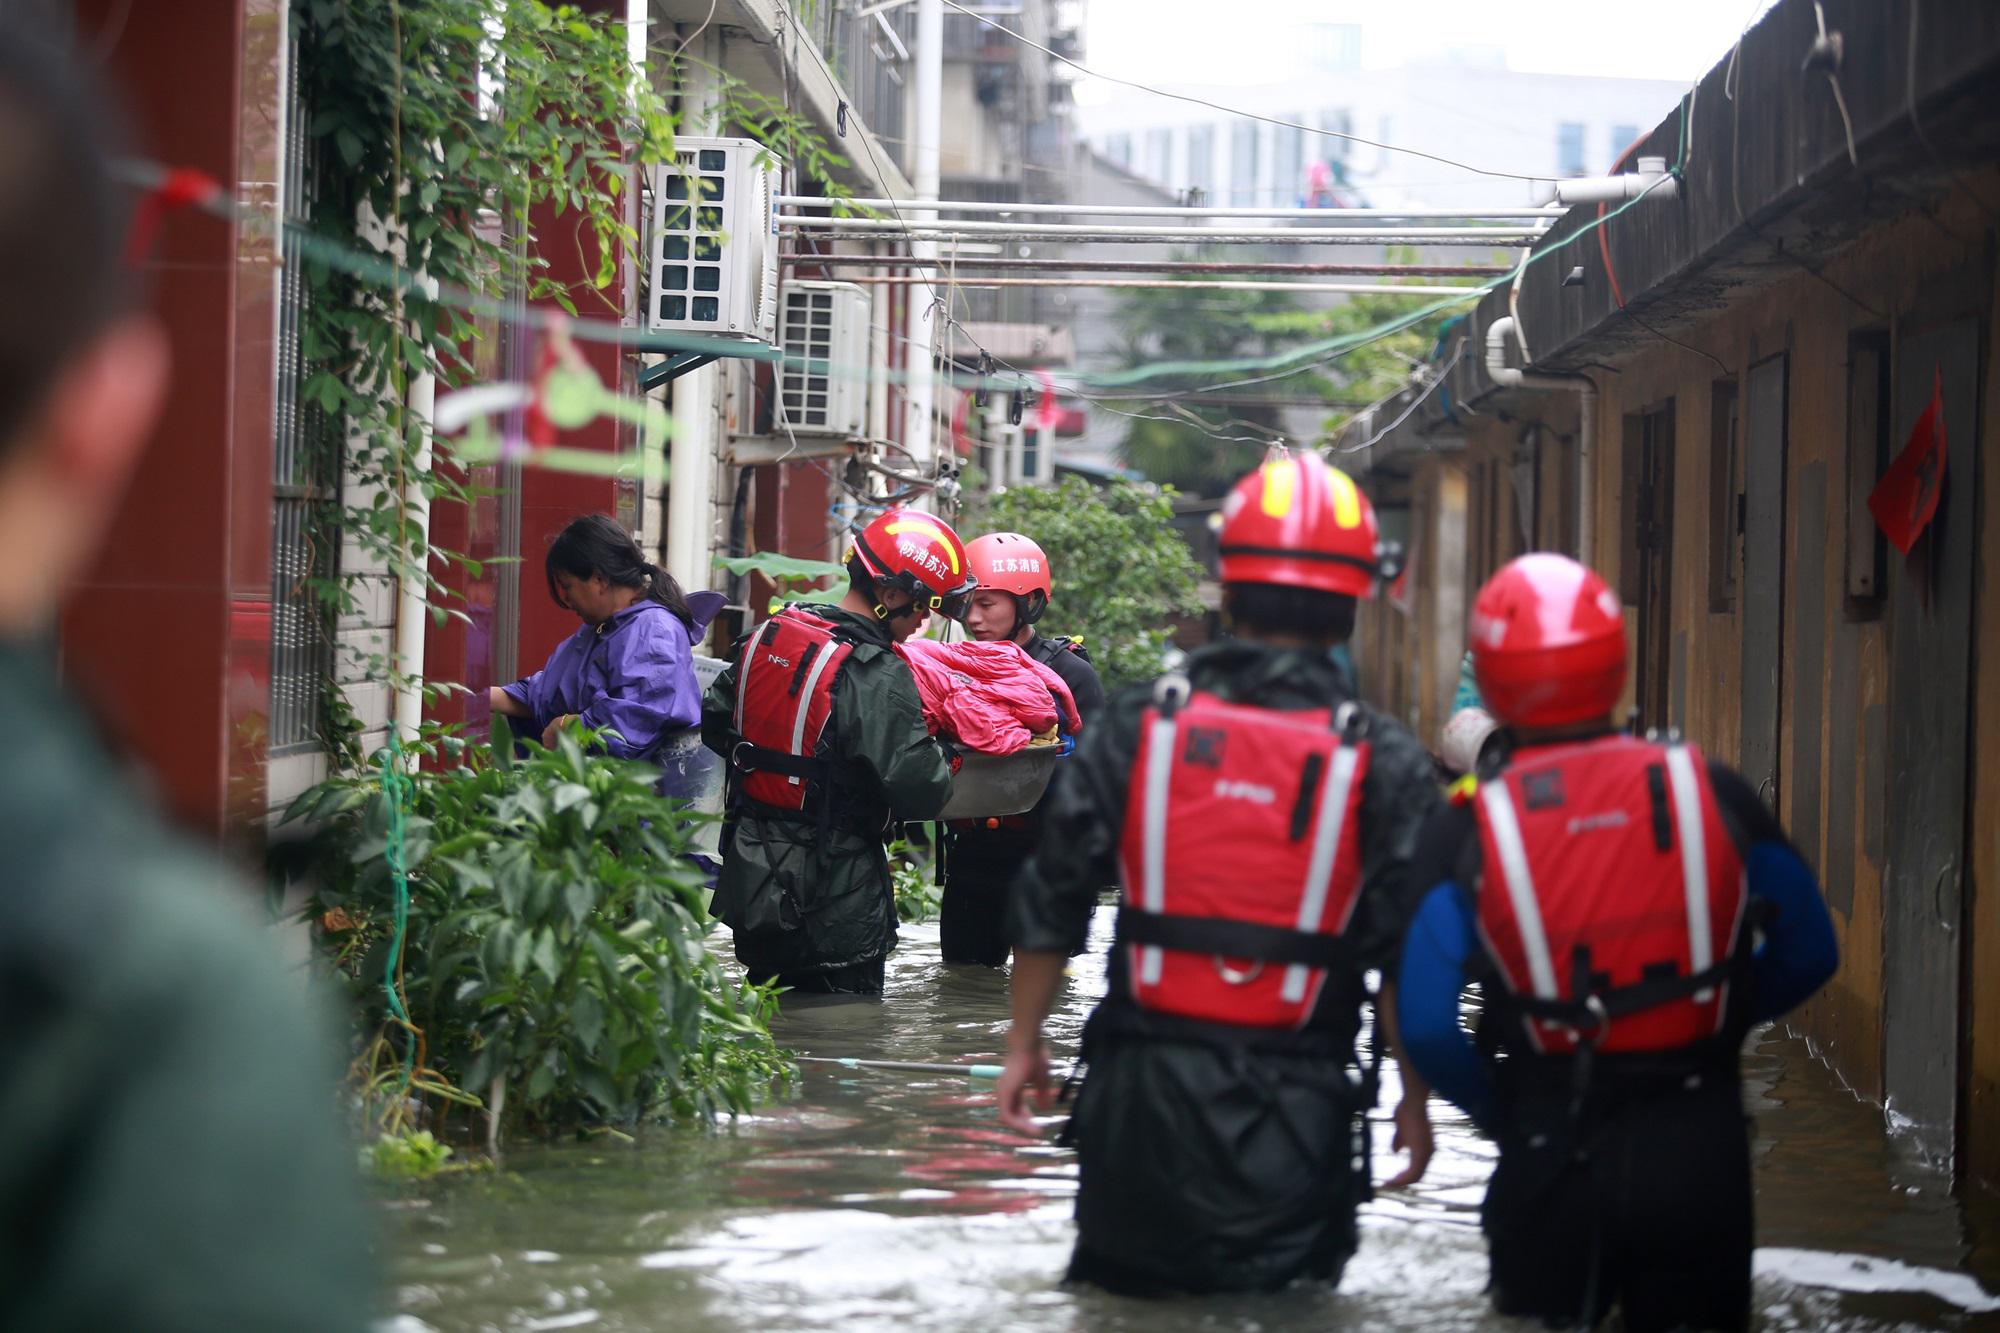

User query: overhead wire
[934,0,1558,184]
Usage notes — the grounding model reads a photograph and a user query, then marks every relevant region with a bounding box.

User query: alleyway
[384,910,2000,1332]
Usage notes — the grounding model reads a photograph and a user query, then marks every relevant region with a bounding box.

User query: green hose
[380,738,416,1096]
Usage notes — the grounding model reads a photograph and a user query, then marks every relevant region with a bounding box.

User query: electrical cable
[935,0,1557,184]
[1332,341,1466,455]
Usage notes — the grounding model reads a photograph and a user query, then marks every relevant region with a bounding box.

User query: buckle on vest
[1215,957,1264,985]
[1571,993,1611,1044]
[729,740,756,772]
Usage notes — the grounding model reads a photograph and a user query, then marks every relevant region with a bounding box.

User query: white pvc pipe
[902,0,942,480]
[1553,158,1680,207]
[780,215,1547,242]
[665,33,723,594]
[1485,315,1597,560]
[779,194,1566,221]
[393,275,438,746]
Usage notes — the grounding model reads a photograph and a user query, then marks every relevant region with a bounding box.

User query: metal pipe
[792,230,1541,248]
[782,253,1512,277]
[1485,315,1598,561]
[779,194,1565,221]
[779,215,1547,242]
[841,275,1484,296]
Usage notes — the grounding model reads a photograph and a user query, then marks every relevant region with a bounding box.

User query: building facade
[1346,0,2000,1189]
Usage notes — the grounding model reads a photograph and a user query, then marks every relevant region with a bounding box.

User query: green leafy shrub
[361,1129,473,1182]
[288,726,790,1143]
[888,835,942,924]
[973,477,1204,689]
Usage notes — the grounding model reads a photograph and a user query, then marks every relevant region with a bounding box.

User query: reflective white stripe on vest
[786,639,841,784]
[1137,713,1179,986]
[1282,742,1362,1003]
[734,620,772,731]
[1664,745,1715,1002]
[1482,778,1560,1000]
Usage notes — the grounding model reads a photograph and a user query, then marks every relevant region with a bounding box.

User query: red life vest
[728,607,856,811]
[1114,677,1372,1031]
[1472,736,1748,1056]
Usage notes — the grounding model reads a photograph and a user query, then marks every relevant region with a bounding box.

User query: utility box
[777,280,871,437]
[647,137,778,342]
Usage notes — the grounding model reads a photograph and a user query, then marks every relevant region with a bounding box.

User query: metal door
[1740,355,1788,808]
[1882,313,1980,1168]
[1634,404,1676,731]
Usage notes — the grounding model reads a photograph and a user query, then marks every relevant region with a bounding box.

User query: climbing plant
[292,0,861,741]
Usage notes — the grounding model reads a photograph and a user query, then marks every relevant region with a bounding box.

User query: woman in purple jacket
[489,515,711,798]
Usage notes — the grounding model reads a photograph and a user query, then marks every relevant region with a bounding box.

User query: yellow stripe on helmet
[1327,467,1363,530]
[884,518,961,574]
[1259,458,1299,518]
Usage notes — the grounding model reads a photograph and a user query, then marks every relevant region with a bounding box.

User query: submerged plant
[287,724,791,1146]
[888,834,943,925]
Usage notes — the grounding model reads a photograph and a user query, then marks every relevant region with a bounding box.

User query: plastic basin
[936,746,1064,820]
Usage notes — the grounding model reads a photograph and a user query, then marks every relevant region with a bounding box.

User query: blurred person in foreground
[0,26,374,1330]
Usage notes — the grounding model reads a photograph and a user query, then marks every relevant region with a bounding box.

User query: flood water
[385,908,2000,1331]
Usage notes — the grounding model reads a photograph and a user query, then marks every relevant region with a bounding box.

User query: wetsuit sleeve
[835,653,954,820]
[699,656,742,754]
[1708,762,1840,1022]
[1054,650,1107,727]
[1346,715,1444,970]
[1398,879,1497,1131]
[1009,686,1143,954]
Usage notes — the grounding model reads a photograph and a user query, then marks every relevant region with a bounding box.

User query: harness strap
[1503,953,1743,1028]
[730,742,833,783]
[1115,908,1355,970]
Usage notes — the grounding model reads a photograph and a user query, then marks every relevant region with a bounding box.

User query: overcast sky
[1076,0,1778,97]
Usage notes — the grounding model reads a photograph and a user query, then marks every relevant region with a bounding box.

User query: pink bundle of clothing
[897,638,1082,755]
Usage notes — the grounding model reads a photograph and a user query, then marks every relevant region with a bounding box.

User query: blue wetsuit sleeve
[1396,882,1496,1130]
[1744,840,1840,1022]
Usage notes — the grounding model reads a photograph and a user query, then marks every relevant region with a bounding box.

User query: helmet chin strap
[874,599,922,623]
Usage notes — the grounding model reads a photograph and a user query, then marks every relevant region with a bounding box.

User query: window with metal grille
[268,34,339,756]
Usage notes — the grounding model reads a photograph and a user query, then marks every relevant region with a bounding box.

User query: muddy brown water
[384,908,2000,1331]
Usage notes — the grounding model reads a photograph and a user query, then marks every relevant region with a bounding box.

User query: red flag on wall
[1868,369,1947,555]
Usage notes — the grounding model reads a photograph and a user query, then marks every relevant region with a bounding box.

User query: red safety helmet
[1470,553,1628,728]
[851,508,976,620]
[966,531,1052,625]
[1217,453,1385,597]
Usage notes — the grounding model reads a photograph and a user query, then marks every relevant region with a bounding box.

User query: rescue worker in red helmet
[939,532,1106,966]
[701,508,974,995]
[1396,553,1839,1332]
[996,452,1440,1295]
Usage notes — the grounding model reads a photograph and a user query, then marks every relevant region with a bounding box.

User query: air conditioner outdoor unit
[777,281,871,438]
[647,137,778,342]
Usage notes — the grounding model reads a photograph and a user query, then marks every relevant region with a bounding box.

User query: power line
[935,0,1559,184]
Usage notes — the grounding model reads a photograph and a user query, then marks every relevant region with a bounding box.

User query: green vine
[292,1,862,734]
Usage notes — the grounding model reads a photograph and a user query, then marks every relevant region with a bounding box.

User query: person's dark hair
[1223,583,1357,645]
[545,514,694,631]
[0,21,137,452]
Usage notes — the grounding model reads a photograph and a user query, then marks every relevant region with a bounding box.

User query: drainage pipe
[1485,315,1599,562]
